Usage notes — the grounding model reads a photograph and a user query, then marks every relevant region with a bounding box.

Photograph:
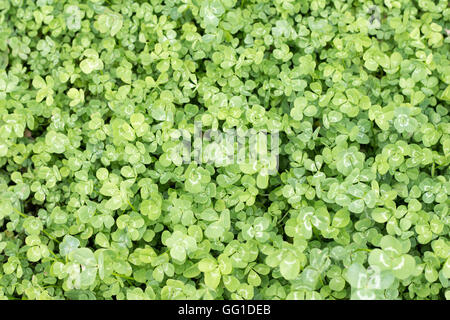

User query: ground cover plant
[0,0,449,300]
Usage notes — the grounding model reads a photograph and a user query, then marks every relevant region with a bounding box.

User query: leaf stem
[112,272,135,281]
[42,230,61,244]
[12,207,28,219]
[319,274,324,286]
[277,211,289,225]
[47,248,64,263]
[127,198,136,211]
[12,207,61,244]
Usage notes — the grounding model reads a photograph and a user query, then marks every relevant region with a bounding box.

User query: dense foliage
[0,0,449,300]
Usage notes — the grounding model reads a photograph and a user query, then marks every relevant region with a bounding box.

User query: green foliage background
[0,0,449,300]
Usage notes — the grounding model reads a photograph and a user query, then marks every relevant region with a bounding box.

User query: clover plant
[0,0,449,301]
